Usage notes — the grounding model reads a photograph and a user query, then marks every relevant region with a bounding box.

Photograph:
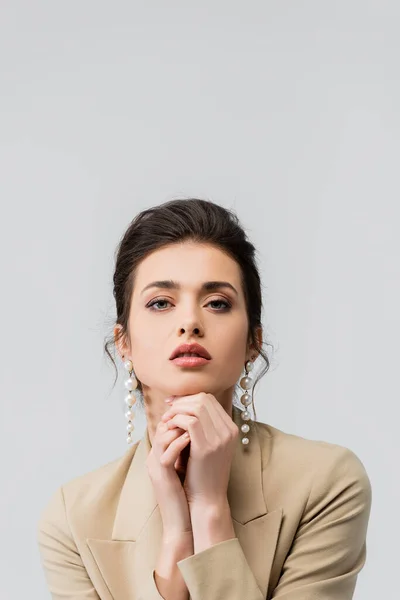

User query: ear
[113,324,130,361]
[247,325,263,362]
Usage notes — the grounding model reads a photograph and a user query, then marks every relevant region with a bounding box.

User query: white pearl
[240,393,252,407]
[245,360,254,372]
[124,393,137,406]
[125,377,138,391]
[127,422,134,433]
[124,359,133,372]
[241,424,250,433]
[241,410,251,421]
[240,376,252,390]
[127,434,133,444]
[241,437,249,445]
[125,410,134,420]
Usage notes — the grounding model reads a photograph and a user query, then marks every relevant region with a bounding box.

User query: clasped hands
[160,392,239,507]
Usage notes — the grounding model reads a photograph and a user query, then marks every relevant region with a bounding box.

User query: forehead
[134,242,242,288]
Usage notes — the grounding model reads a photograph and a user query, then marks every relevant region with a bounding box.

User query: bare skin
[115,241,261,599]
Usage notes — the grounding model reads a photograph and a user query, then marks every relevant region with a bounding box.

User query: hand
[161,393,239,508]
[145,419,193,542]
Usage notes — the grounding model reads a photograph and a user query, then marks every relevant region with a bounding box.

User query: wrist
[156,534,193,584]
[189,498,231,519]
[161,530,194,553]
[189,500,236,553]
[155,536,192,600]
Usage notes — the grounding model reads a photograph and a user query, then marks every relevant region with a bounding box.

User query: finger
[204,396,236,438]
[166,395,237,437]
[195,395,232,440]
[154,422,186,454]
[160,431,191,468]
[164,400,219,444]
[166,413,208,448]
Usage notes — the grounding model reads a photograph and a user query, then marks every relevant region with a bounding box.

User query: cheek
[216,318,249,373]
[128,316,166,381]
[130,312,166,350]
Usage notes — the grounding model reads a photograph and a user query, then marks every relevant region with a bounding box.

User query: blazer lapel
[87,428,162,599]
[228,405,283,598]
[87,405,282,600]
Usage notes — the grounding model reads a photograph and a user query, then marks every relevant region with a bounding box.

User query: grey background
[1,1,398,598]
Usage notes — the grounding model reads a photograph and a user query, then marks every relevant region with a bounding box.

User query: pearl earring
[123,357,138,445]
[239,360,254,445]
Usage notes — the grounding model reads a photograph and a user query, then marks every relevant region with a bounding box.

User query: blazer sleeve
[37,485,101,600]
[177,537,265,600]
[270,446,372,600]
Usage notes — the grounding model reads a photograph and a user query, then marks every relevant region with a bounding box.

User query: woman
[37,198,372,600]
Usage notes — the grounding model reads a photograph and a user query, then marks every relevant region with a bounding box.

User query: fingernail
[164,396,174,403]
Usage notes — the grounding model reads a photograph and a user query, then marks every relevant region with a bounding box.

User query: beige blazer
[37,405,372,600]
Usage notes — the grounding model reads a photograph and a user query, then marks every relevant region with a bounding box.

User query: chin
[165,375,211,396]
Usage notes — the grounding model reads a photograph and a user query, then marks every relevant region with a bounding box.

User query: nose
[176,297,204,337]
[178,325,202,336]
[177,315,204,337]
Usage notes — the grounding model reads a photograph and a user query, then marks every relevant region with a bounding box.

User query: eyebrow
[140,280,238,297]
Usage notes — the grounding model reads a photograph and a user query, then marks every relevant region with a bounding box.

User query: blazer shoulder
[64,442,139,496]
[254,419,371,509]
[253,422,372,599]
[38,441,140,531]
[256,418,369,471]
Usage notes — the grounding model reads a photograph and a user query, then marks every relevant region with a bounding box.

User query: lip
[169,342,212,361]
[171,356,210,367]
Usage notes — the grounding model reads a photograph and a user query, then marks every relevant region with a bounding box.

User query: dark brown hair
[104,197,274,419]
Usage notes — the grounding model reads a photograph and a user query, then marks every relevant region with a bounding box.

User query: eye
[207,299,231,311]
[146,297,172,311]
[146,297,232,312]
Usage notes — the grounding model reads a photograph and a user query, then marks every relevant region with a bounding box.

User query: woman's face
[116,241,258,409]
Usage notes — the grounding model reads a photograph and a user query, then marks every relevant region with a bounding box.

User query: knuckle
[156,421,167,434]
[196,405,204,418]
[159,454,169,467]
[196,393,207,407]
[205,441,219,455]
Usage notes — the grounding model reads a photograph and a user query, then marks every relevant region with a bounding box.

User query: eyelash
[146,297,232,312]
